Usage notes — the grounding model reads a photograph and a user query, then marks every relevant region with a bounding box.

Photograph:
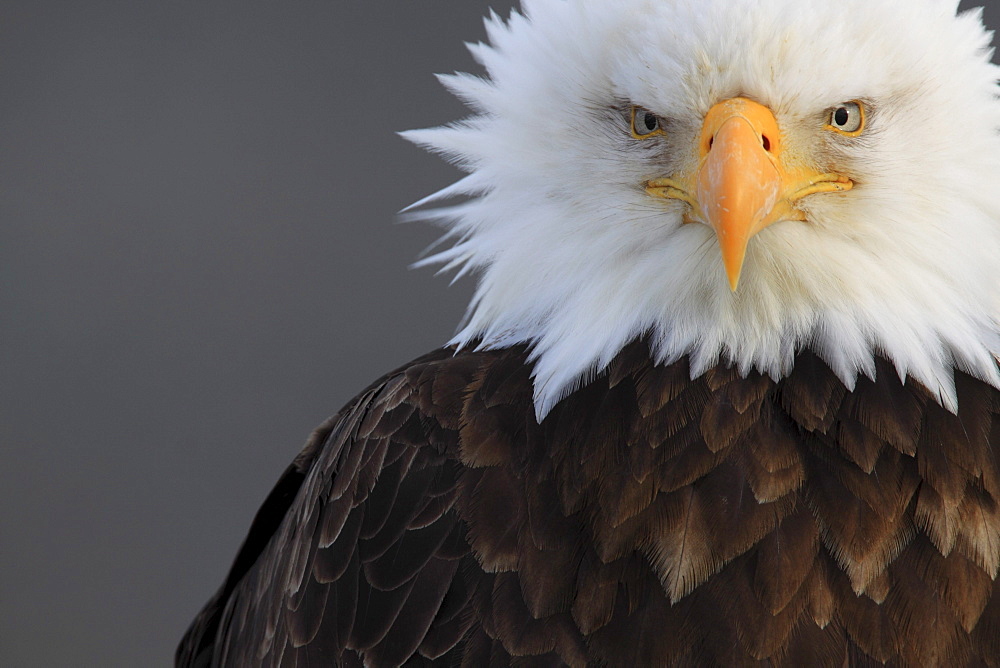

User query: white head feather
[403,0,1000,419]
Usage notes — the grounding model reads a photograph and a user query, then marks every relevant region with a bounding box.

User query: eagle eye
[630,106,664,138]
[826,101,865,136]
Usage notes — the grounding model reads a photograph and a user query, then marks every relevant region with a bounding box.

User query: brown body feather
[178,341,1000,666]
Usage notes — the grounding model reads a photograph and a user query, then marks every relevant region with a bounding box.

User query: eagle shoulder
[176,346,495,666]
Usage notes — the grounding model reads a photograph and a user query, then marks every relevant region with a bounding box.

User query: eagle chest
[446,343,1000,665]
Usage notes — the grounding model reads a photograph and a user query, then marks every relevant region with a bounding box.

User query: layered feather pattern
[178,342,1000,666]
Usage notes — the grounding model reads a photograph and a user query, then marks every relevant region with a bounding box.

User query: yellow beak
[646,97,852,291]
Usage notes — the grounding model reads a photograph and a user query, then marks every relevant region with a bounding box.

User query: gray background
[1,1,996,665]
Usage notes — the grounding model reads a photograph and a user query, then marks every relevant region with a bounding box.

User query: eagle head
[403,0,1000,418]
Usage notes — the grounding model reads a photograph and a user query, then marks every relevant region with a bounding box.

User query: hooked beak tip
[723,248,745,292]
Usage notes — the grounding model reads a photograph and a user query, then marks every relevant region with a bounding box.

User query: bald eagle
[178,0,1000,665]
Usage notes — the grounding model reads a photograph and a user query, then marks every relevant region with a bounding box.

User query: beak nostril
[708,135,714,150]
[761,134,771,152]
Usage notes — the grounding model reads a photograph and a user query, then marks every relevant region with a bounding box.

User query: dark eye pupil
[643,112,657,132]
[834,107,849,126]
